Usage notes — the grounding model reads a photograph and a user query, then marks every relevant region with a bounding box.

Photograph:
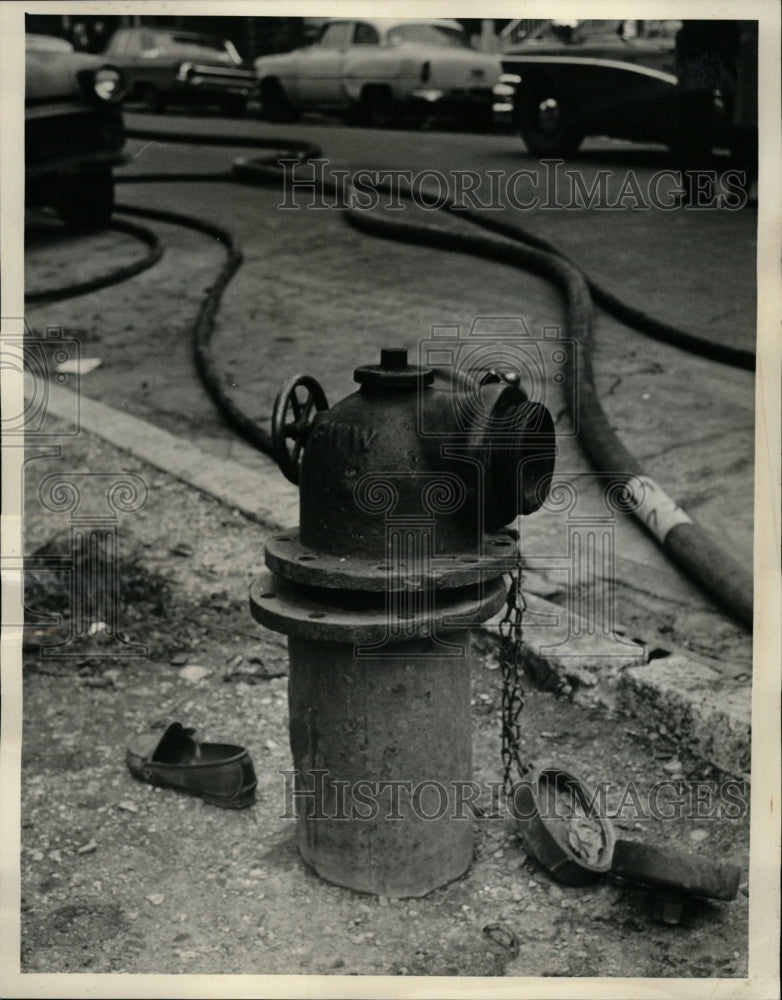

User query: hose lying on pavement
[32,126,754,628]
[24,217,163,304]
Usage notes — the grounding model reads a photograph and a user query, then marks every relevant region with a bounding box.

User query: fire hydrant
[251,347,555,897]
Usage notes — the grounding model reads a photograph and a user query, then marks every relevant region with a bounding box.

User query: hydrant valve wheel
[271,374,329,485]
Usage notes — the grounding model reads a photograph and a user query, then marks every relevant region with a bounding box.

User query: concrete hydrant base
[286,632,475,898]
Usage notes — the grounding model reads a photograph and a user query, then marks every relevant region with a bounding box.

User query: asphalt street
[25,110,756,658]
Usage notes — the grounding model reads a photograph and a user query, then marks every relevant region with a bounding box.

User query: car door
[296,21,353,107]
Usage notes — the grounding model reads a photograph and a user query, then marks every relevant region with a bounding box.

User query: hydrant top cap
[354,347,434,389]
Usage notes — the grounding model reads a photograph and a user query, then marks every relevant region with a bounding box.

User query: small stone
[329,958,345,969]
[118,800,139,813]
[32,851,43,862]
[77,840,98,855]
[663,758,683,774]
[689,828,708,842]
[265,739,279,750]
[171,543,194,557]
[147,893,165,906]
[179,665,212,683]
[48,850,61,863]
[170,652,189,666]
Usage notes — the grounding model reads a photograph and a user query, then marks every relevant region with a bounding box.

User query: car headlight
[80,64,127,104]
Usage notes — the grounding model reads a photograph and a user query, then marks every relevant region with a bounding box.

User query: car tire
[220,95,247,118]
[517,78,583,156]
[261,80,298,123]
[55,169,114,231]
[139,84,166,114]
[362,87,400,129]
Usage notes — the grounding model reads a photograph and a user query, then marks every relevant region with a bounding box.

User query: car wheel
[139,84,166,114]
[517,78,583,156]
[261,80,298,123]
[55,169,114,231]
[362,87,400,129]
[220,95,247,118]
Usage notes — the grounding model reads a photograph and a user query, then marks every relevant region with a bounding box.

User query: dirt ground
[15,114,759,984]
[19,427,749,978]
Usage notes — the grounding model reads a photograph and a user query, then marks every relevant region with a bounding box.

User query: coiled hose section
[29,126,754,628]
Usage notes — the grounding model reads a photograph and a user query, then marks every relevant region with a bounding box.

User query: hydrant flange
[250,571,507,644]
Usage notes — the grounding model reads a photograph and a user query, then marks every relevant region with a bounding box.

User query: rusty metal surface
[512,766,616,886]
[250,571,507,643]
[611,839,741,901]
[264,527,519,591]
[297,356,556,560]
[353,346,435,388]
[286,632,475,897]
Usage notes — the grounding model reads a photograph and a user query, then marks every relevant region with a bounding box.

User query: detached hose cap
[512,766,615,885]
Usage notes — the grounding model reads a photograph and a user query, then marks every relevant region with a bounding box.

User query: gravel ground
[19,424,749,979]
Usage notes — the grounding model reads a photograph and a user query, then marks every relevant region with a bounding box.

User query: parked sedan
[255,18,506,128]
[103,27,257,115]
[25,34,127,230]
[501,19,684,154]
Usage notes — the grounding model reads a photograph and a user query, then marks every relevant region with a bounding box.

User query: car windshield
[151,33,240,64]
[386,24,470,49]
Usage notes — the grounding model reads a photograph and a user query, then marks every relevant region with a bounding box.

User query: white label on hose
[629,476,693,543]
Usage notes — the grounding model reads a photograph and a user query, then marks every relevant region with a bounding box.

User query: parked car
[102,27,257,115]
[254,18,508,128]
[501,19,687,154]
[25,34,127,230]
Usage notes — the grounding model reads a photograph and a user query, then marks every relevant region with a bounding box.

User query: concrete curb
[482,594,751,779]
[27,375,298,531]
[27,378,751,777]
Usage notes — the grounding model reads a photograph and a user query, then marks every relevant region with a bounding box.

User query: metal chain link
[498,562,530,797]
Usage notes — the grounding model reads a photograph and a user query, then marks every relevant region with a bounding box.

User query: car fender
[255,52,300,88]
[342,50,407,103]
[26,49,103,101]
[506,56,676,136]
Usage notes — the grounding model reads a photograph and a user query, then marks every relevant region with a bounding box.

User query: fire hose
[26,126,754,629]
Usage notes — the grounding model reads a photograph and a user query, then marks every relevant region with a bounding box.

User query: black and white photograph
[1,1,780,996]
